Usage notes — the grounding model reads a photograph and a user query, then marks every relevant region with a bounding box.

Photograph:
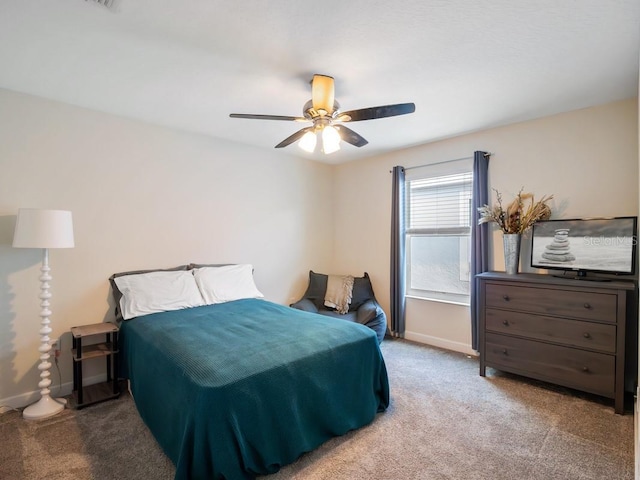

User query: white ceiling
[0,1,638,164]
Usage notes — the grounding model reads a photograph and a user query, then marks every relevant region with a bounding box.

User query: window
[405,163,473,304]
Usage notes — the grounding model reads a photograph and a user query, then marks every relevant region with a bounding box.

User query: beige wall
[0,89,334,405]
[333,98,638,354]
[1,88,637,408]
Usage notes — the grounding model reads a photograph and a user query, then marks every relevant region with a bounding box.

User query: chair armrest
[356,299,380,325]
[357,299,388,343]
[290,298,319,313]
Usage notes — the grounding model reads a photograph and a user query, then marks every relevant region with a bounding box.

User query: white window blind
[407,172,473,235]
[405,161,473,304]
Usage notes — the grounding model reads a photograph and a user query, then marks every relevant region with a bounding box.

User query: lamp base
[23,394,64,420]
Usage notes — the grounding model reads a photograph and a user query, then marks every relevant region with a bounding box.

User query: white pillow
[114,270,205,320]
[193,264,264,304]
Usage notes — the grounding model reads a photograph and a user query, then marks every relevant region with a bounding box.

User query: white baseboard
[404,331,477,356]
[0,373,106,413]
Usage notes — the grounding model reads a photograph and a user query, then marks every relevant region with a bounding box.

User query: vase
[503,233,521,275]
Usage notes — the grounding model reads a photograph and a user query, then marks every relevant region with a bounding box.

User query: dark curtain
[470,151,490,350]
[390,166,406,337]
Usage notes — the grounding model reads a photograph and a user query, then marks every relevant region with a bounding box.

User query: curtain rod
[402,152,492,172]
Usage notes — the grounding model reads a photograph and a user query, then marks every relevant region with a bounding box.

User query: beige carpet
[0,339,633,479]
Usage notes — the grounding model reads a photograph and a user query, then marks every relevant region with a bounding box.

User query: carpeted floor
[0,339,634,479]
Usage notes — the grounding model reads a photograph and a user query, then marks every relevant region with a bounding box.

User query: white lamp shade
[298,130,317,153]
[322,126,341,154]
[13,209,75,249]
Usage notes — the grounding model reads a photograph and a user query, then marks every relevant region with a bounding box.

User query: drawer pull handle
[583,332,591,339]
[582,366,590,372]
[583,303,592,310]
[502,349,508,355]
[502,320,509,326]
[502,295,510,301]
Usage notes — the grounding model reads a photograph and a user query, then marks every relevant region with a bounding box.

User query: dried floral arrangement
[478,188,553,234]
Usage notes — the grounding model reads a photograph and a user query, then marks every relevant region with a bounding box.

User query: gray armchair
[290,271,387,343]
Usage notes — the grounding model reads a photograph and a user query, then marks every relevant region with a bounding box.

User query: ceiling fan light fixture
[311,75,335,115]
[229,74,415,152]
[321,125,341,154]
[298,130,317,153]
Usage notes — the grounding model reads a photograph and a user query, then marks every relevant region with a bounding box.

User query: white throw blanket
[324,274,354,314]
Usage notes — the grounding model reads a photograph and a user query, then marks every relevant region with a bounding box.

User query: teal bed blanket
[119,298,389,480]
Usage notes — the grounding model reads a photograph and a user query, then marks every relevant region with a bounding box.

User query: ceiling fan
[229,74,416,154]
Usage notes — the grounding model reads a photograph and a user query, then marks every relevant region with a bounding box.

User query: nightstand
[71,322,120,409]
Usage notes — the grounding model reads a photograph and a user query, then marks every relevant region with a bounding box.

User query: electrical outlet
[50,338,60,356]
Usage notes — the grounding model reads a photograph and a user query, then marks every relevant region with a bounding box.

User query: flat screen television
[530,216,637,278]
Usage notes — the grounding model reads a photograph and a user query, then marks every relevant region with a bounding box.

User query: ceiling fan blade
[311,75,335,115]
[230,113,306,122]
[275,127,314,148]
[335,125,368,147]
[338,103,415,122]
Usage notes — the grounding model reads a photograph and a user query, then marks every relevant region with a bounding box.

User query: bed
[113,266,389,480]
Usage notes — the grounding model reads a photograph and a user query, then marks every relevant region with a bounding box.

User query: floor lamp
[13,208,74,420]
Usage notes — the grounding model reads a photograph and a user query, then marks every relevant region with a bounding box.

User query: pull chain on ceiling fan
[229,75,416,154]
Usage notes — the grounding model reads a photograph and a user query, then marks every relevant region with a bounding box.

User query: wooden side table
[71,322,120,408]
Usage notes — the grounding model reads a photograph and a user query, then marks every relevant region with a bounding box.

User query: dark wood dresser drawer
[478,272,636,414]
[485,283,617,323]
[485,333,615,397]
[485,308,616,353]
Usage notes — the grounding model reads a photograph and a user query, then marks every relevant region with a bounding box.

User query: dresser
[477,272,636,414]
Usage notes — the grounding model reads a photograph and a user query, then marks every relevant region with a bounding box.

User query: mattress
[119,298,389,479]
